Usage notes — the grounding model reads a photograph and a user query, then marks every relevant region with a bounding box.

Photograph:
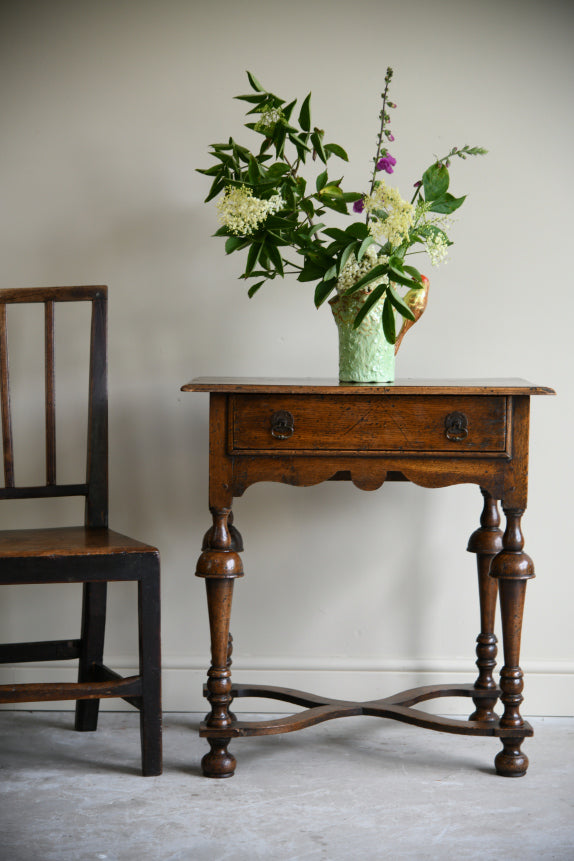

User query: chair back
[0,286,108,527]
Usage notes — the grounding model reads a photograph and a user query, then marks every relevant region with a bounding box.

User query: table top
[182,377,555,396]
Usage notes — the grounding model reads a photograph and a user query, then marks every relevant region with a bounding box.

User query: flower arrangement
[198,68,486,346]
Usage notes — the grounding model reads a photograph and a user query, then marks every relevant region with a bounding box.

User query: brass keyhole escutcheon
[445,411,469,441]
[270,410,295,440]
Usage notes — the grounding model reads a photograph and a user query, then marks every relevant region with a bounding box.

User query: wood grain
[231,393,507,453]
[184,376,555,396]
[187,378,552,778]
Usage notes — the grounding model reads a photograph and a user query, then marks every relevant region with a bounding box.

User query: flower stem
[366,69,393,225]
[409,145,481,204]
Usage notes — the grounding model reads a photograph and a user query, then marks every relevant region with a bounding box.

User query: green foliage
[197,71,487,342]
[422,163,449,200]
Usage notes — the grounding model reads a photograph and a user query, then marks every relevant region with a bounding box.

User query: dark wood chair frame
[0,286,161,776]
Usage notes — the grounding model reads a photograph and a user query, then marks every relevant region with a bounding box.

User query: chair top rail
[0,286,106,304]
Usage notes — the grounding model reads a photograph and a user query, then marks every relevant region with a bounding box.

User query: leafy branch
[197,71,487,339]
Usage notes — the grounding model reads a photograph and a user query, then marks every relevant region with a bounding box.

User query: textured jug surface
[330,290,395,383]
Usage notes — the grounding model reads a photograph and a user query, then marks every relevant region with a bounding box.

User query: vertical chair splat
[45,300,56,485]
[0,303,14,487]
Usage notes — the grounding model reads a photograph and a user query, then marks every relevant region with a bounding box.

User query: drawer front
[230,394,507,453]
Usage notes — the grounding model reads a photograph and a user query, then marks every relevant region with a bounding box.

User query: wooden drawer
[230,394,508,453]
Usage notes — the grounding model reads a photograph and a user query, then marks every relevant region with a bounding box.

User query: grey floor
[0,712,572,861]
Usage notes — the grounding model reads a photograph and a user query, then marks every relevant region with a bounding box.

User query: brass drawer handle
[270,410,295,440]
[445,411,469,441]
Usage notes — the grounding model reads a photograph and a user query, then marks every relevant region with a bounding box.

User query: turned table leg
[489,507,535,777]
[467,489,503,721]
[196,507,244,778]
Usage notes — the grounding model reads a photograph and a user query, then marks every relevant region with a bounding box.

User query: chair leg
[138,562,162,776]
[75,581,107,732]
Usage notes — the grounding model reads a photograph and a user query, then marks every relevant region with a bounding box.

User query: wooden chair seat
[0,286,161,775]
[0,526,158,560]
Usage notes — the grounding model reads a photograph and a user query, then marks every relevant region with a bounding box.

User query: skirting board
[1,659,573,716]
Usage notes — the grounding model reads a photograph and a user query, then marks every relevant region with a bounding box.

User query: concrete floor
[0,712,572,861]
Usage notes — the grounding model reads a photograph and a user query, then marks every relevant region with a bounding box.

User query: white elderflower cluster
[336,246,388,296]
[217,186,283,236]
[364,180,414,247]
[254,105,285,134]
[425,231,449,266]
[414,201,452,267]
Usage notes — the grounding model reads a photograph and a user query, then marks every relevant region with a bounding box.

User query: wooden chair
[0,286,161,775]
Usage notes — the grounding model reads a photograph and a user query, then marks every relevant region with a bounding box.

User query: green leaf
[290,132,311,152]
[345,222,369,240]
[298,92,312,132]
[217,177,252,189]
[320,196,348,214]
[247,280,265,297]
[299,263,328,282]
[345,262,389,295]
[242,269,273,279]
[382,296,396,343]
[274,124,287,158]
[292,134,312,162]
[339,242,356,273]
[316,170,328,192]
[245,241,263,276]
[266,215,298,230]
[247,71,265,92]
[196,164,221,176]
[352,283,387,328]
[314,277,338,308]
[248,156,261,184]
[387,260,420,289]
[265,162,291,179]
[357,236,376,262]
[266,241,284,276]
[324,143,349,161]
[402,264,423,283]
[235,93,266,104]
[204,177,226,203]
[422,163,450,200]
[387,284,415,321]
[300,198,315,219]
[323,227,349,242]
[225,236,246,254]
[428,193,466,214]
[304,222,326,237]
[296,176,307,195]
[211,151,234,166]
[311,131,327,164]
[282,99,296,121]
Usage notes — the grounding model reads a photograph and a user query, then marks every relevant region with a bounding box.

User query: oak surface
[184,376,554,396]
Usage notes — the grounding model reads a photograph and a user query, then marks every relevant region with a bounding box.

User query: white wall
[1,0,572,715]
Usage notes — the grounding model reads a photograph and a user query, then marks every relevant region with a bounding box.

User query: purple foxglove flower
[376,154,397,174]
[353,198,365,213]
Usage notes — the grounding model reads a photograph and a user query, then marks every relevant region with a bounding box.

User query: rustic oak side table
[182,377,554,779]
